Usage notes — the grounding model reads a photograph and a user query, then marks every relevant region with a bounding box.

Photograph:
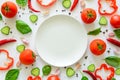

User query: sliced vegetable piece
[31,67,40,76]
[16,20,32,34]
[114,29,120,39]
[16,0,27,7]
[5,69,20,80]
[0,13,2,20]
[29,14,38,23]
[62,0,71,9]
[16,44,25,53]
[42,65,51,76]
[87,64,95,72]
[1,26,10,35]
[115,68,120,75]
[99,16,107,25]
[66,67,75,77]
[87,28,101,35]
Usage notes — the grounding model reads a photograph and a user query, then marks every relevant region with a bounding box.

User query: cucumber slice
[16,44,25,53]
[31,67,40,76]
[99,16,108,26]
[66,67,75,77]
[29,14,38,23]
[87,64,95,72]
[115,68,120,75]
[62,0,71,9]
[1,26,10,35]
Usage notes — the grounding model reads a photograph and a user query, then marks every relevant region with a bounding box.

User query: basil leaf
[16,20,32,34]
[114,29,120,39]
[5,69,20,80]
[105,56,120,68]
[16,0,27,7]
[0,13,2,20]
[87,28,101,35]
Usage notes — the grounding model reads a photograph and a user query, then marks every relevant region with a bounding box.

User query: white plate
[35,15,87,67]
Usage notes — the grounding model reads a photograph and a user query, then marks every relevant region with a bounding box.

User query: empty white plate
[35,14,87,67]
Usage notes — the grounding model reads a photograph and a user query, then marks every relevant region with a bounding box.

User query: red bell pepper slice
[95,64,115,80]
[36,0,57,7]
[0,49,14,70]
[98,0,118,15]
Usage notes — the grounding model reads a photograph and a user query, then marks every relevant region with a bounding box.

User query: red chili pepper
[0,39,16,46]
[83,70,97,80]
[36,0,57,7]
[28,0,40,12]
[70,0,79,11]
[107,38,120,47]
[98,0,118,15]
[95,64,115,80]
[0,49,14,70]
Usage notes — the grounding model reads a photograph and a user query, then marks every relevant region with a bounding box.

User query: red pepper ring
[95,64,115,80]
[37,0,57,7]
[98,0,118,15]
[0,49,14,70]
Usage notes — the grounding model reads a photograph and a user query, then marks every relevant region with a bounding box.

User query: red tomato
[1,1,18,18]
[34,76,41,80]
[90,39,106,55]
[27,76,33,80]
[81,8,97,24]
[47,75,60,80]
[19,49,36,65]
[110,15,120,28]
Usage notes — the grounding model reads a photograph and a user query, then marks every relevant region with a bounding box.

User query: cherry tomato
[47,75,60,80]
[90,39,106,55]
[110,15,120,28]
[27,76,33,80]
[1,1,18,18]
[19,49,36,65]
[34,76,41,80]
[81,8,97,24]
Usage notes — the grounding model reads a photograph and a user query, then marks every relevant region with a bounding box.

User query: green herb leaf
[99,16,108,26]
[87,28,101,35]
[114,29,120,39]
[5,69,20,80]
[0,13,2,20]
[16,0,27,7]
[105,56,120,68]
[16,20,32,34]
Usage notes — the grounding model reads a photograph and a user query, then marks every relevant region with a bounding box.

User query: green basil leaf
[87,28,101,35]
[16,20,32,34]
[105,56,120,68]
[114,29,120,39]
[5,69,20,80]
[16,0,27,7]
[0,13,2,20]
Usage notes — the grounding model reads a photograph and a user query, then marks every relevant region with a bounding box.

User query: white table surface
[0,0,120,80]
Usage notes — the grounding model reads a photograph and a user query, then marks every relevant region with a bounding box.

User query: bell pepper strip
[98,0,118,15]
[28,0,40,12]
[107,38,120,47]
[36,0,57,7]
[83,70,97,80]
[95,64,115,80]
[0,49,14,70]
[70,0,79,11]
[0,39,16,46]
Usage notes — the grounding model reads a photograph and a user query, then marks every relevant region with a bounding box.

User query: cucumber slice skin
[115,68,120,75]
[66,67,75,77]
[16,44,25,53]
[1,26,10,35]
[29,14,38,23]
[99,16,108,25]
[62,0,71,9]
[87,64,95,72]
[31,67,40,76]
